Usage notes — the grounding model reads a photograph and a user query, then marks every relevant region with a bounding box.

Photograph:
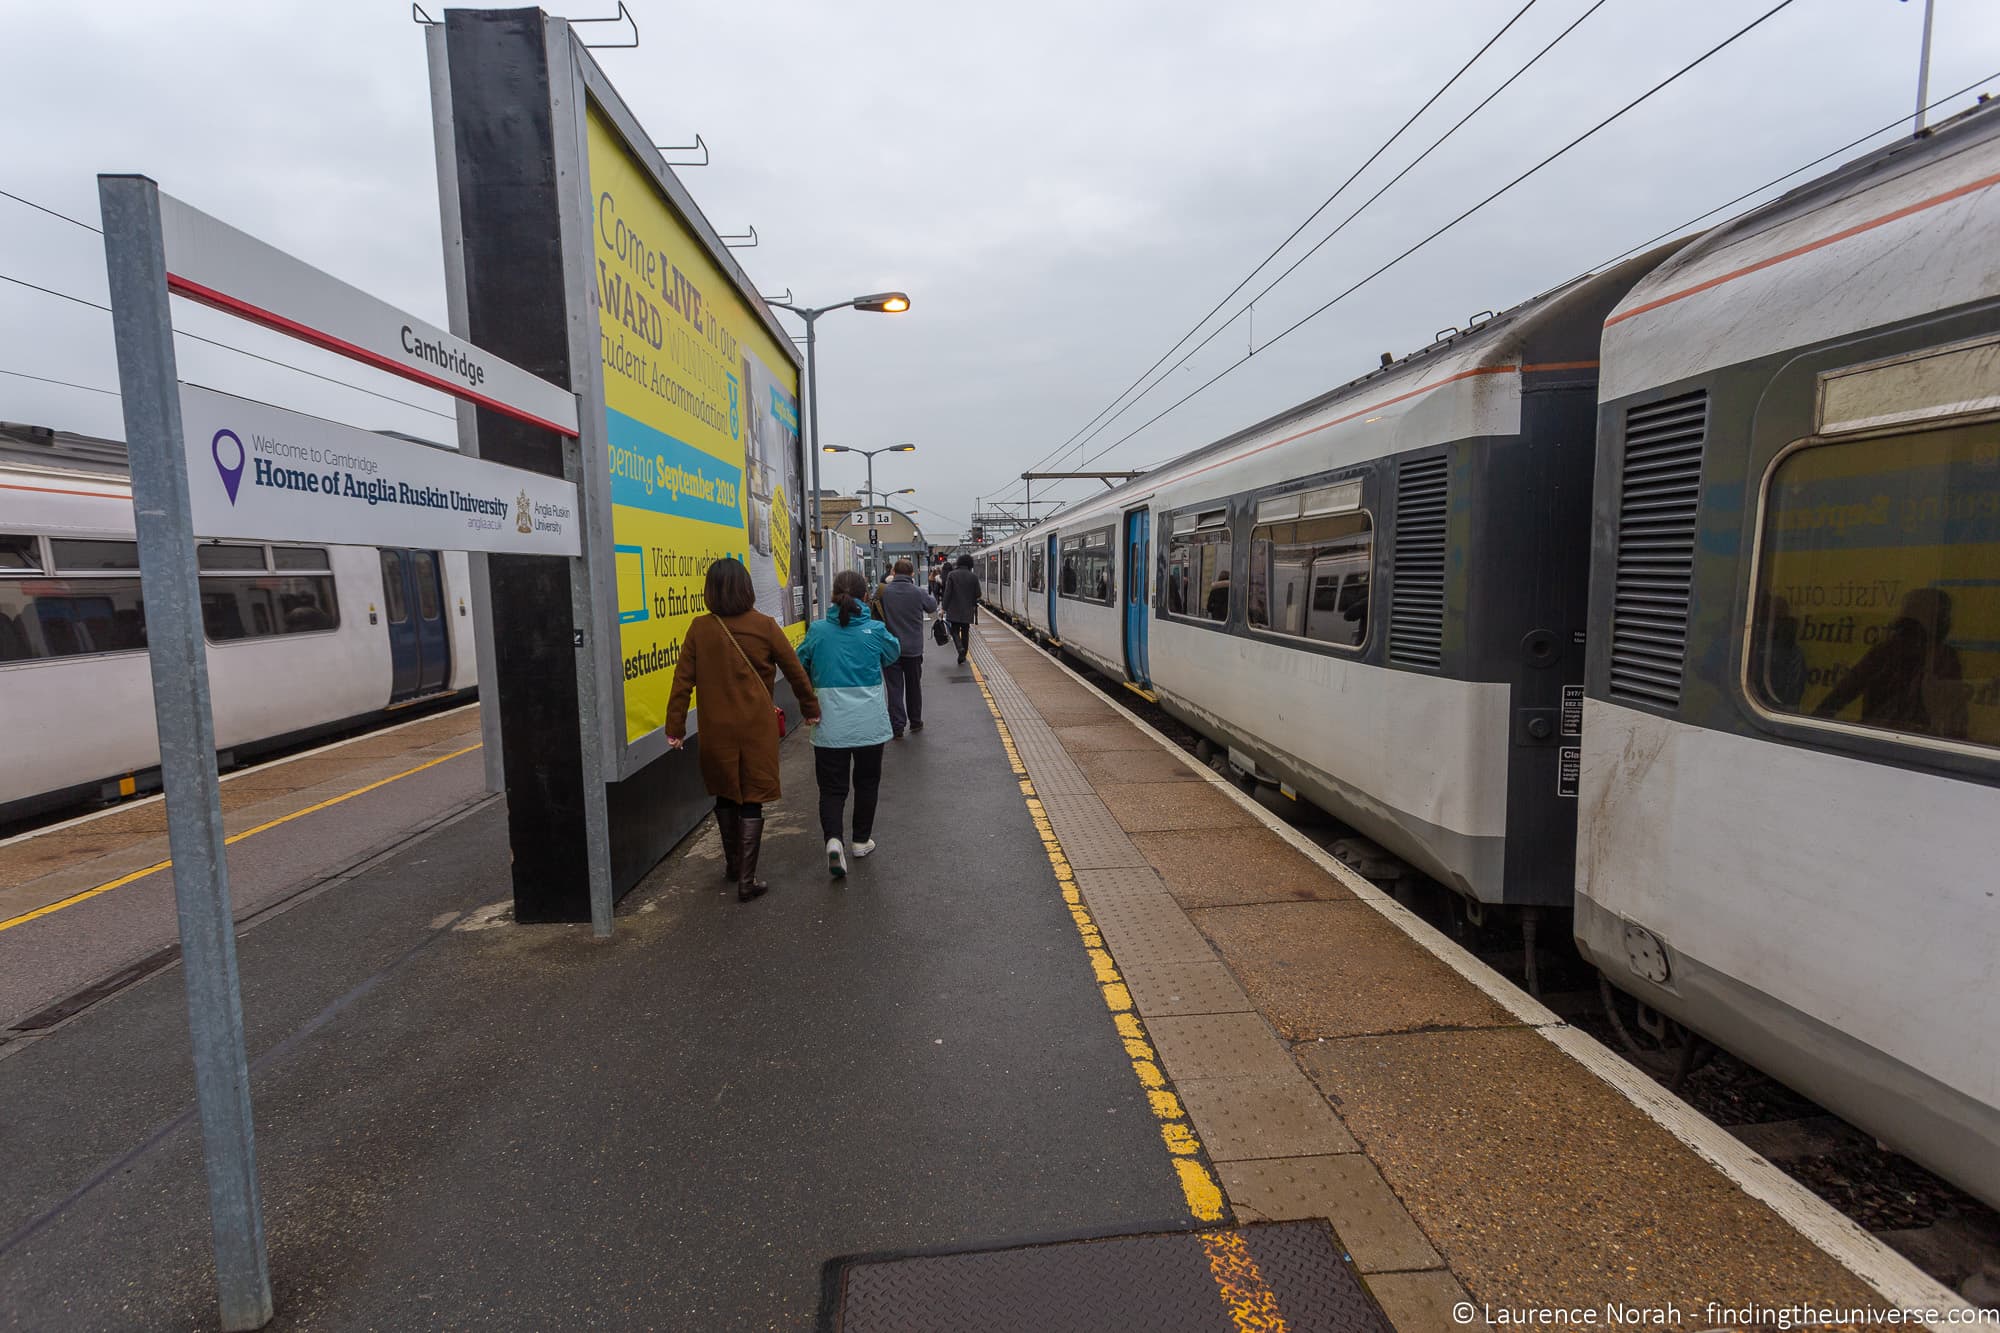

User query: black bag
[931,617,950,648]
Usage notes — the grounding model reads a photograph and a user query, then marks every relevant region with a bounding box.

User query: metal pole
[865,452,878,581]
[99,174,273,1332]
[804,310,824,615]
[568,429,614,939]
[1914,0,1936,135]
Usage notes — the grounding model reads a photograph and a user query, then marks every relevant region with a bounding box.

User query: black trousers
[815,744,884,842]
[883,655,923,731]
[948,620,973,660]
[714,797,763,818]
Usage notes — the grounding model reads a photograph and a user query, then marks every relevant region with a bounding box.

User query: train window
[0,579,147,661]
[51,539,140,571]
[412,553,441,620]
[272,546,332,572]
[1750,421,1998,753]
[1029,548,1045,592]
[1059,528,1114,605]
[1001,552,1012,587]
[1246,485,1372,650]
[1164,508,1230,622]
[0,535,40,572]
[380,551,409,624]
[201,575,340,642]
[197,543,267,572]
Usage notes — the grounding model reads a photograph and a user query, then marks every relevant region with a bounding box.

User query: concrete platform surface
[0,654,1194,1330]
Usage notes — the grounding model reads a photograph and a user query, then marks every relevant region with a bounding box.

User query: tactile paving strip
[1075,865,1178,911]
[1011,726,1097,797]
[1089,903,1220,967]
[1174,1076,1362,1160]
[1118,959,1256,1017]
[825,1221,1390,1332]
[1038,794,1149,869]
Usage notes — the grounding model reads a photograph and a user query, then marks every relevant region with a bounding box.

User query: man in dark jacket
[871,559,938,737]
[940,553,982,665]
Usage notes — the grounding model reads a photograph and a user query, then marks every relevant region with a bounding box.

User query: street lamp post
[766,292,910,613]
[824,443,915,582]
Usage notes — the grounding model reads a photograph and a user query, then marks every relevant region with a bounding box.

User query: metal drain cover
[822,1221,1390,1332]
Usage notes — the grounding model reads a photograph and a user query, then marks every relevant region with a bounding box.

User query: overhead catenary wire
[1055,0,1615,468]
[1582,70,2000,279]
[1063,0,1803,476]
[0,367,121,397]
[0,269,458,423]
[996,0,1544,506]
[0,188,99,234]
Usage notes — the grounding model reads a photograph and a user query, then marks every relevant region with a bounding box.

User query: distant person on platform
[663,557,819,903]
[797,570,903,879]
[870,558,937,739]
[941,553,982,665]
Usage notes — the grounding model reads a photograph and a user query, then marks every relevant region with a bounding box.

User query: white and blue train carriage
[1578,99,2000,1209]
[991,246,1673,911]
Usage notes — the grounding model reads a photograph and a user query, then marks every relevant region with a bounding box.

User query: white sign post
[99,174,603,1331]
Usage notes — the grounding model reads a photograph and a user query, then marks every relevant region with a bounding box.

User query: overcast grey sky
[5,1,2000,540]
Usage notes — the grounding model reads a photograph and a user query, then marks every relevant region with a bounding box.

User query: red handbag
[774,704,788,738]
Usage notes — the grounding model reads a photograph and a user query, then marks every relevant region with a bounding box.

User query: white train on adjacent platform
[983,102,2000,1208]
[1,426,478,824]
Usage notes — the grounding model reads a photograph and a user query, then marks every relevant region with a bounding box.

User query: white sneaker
[827,837,847,878]
[851,839,877,858]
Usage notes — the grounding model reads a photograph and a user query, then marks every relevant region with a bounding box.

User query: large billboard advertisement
[584,104,805,746]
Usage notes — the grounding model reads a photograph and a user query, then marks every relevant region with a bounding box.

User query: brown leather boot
[737,814,769,902]
[715,805,742,882]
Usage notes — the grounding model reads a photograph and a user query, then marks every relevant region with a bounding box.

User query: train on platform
[981,100,2000,1209]
[0,425,478,827]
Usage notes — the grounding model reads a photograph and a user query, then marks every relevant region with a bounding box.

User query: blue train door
[1045,534,1060,641]
[380,548,452,702]
[1122,508,1150,685]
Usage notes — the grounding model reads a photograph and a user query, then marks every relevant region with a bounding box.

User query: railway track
[1023,628,2000,1307]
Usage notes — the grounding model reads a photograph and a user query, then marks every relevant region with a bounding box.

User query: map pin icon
[212,429,245,504]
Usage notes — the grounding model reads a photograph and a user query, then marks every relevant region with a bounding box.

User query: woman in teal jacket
[796,569,904,878]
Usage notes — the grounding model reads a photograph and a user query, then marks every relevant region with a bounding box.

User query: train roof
[1602,94,2000,400]
[1013,242,1675,539]
[0,423,131,482]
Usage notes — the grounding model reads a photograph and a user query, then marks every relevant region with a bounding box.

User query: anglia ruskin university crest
[515,489,533,535]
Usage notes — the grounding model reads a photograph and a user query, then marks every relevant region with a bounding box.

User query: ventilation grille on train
[1388,455,1449,669]
[1608,390,1707,709]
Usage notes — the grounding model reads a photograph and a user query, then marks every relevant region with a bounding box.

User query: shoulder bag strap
[717,619,770,693]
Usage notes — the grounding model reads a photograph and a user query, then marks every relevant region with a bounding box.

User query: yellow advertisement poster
[585,105,804,745]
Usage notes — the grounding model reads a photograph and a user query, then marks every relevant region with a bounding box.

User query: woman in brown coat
[664,558,818,901]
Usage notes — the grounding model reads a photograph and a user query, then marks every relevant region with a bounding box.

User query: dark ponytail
[831,569,868,627]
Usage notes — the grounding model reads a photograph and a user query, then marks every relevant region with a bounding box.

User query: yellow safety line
[967,656,1229,1222]
[1200,1230,1291,1333]
[0,743,483,935]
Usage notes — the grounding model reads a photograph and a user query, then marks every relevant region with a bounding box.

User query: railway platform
[0,629,1966,1330]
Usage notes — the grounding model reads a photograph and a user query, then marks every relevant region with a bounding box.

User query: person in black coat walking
[940,553,982,665]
